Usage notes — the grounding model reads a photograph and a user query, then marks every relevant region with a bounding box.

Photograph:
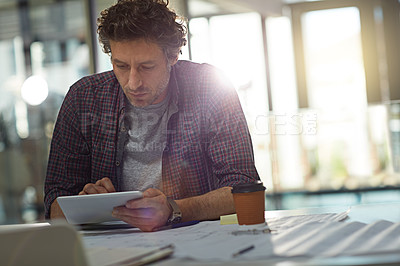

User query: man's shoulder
[71,70,117,90]
[174,60,232,87]
[66,70,119,99]
[174,60,216,75]
[174,60,234,94]
[174,60,202,69]
[63,70,120,108]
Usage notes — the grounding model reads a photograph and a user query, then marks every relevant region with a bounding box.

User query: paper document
[220,209,349,227]
[267,219,400,258]
[82,210,400,262]
[86,245,174,266]
[83,210,352,261]
[265,209,349,233]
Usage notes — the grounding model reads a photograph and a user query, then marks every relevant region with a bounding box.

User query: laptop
[0,223,88,266]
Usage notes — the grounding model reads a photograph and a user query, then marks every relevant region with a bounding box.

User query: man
[44,0,260,232]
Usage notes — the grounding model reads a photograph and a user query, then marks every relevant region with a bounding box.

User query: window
[190,13,272,188]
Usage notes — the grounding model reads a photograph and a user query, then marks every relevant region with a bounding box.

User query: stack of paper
[269,220,400,258]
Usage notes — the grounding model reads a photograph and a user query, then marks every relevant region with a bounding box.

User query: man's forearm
[50,187,235,223]
[176,187,235,222]
[50,199,66,219]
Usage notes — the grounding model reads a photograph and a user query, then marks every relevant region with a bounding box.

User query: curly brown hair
[97,0,187,60]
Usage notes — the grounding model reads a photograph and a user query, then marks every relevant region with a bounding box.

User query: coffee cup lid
[231,181,266,193]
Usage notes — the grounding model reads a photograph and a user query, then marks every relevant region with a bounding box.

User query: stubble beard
[127,64,171,108]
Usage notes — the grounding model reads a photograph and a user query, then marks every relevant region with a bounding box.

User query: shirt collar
[117,79,126,117]
[168,64,180,109]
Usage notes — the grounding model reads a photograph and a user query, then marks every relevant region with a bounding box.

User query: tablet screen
[57,191,143,224]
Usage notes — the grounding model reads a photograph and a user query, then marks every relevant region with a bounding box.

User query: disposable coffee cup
[231,182,266,225]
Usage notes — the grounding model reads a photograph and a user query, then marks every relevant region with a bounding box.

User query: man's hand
[78,177,116,195]
[112,188,171,232]
[50,199,66,219]
[111,186,235,232]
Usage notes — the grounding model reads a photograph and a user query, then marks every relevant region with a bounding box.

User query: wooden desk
[3,202,399,266]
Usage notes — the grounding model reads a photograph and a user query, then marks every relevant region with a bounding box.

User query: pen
[231,228,271,235]
[133,247,173,266]
[119,244,174,266]
[153,220,200,231]
[232,245,255,257]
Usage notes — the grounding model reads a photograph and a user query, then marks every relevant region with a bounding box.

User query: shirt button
[115,161,120,166]
[121,126,126,132]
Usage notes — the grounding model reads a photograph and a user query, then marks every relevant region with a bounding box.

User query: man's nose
[128,69,143,90]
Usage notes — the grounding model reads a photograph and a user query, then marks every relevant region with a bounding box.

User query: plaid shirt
[44,60,259,218]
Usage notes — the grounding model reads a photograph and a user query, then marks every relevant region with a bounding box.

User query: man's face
[110,39,177,107]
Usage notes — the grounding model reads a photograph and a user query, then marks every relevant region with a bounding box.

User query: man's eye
[116,64,128,69]
[141,65,155,71]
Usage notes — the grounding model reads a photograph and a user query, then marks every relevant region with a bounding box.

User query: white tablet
[57,191,143,225]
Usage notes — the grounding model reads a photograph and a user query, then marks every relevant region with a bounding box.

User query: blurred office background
[0,0,400,224]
